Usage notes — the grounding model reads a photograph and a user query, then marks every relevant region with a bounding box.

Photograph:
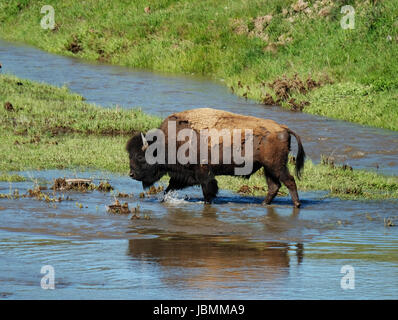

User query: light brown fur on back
[166,108,288,135]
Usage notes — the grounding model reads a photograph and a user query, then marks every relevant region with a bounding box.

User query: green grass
[0,173,26,182]
[0,74,161,173]
[1,74,398,200]
[0,0,397,130]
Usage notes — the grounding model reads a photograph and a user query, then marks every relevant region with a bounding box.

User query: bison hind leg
[279,169,300,208]
[262,173,281,206]
[201,179,219,204]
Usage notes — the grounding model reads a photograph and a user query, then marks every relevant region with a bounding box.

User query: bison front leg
[201,179,219,204]
[164,177,181,193]
[161,177,189,202]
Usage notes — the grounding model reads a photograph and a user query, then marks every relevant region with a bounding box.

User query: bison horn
[141,132,149,151]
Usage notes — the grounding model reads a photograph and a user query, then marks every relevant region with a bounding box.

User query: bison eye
[136,155,146,162]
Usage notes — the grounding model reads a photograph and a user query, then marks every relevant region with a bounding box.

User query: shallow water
[1,39,398,299]
[0,172,397,299]
[1,39,398,175]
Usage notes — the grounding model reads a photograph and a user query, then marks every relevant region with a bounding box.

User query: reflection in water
[127,235,304,289]
[0,170,397,298]
[262,206,301,234]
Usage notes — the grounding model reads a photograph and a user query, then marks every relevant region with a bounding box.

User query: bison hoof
[294,201,301,208]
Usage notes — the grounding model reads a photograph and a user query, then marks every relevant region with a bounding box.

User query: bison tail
[287,129,306,179]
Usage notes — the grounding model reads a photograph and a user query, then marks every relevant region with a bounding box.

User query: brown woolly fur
[127,108,305,207]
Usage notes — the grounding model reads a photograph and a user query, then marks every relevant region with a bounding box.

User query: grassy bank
[1,74,398,200]
[0,0,397,131]
[0,74,161,173]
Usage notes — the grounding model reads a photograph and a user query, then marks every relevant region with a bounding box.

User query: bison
[126,108,305,207]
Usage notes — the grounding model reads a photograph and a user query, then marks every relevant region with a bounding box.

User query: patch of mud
[231,0,336,52]
[4,101,14,111]
[287,0,336,22]
[265,73,332,110]
[52,178,113,192]
[107,199,131,214]
[66,35,83,54]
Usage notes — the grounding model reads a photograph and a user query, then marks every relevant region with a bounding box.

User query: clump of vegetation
[147,185,164,195]
[51,177,113,192]
[97,181,113,192]
[0,173,26,182]
[137,185,164,198]
[107,199,130,214]
[26,185,63,203]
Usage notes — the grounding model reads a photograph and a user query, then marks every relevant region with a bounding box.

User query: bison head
[126,132,165,188]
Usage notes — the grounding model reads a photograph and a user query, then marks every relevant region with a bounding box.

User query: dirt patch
[292,0,309,12]
[268,74,316,100]
[287,0,336,21]
[51,178,113,192]
[231,18,249,35]
[264,73,331,111]
[4,102,14,111]
[231,15,273,42]
[250,15,273,41]
[66,35,83,54]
